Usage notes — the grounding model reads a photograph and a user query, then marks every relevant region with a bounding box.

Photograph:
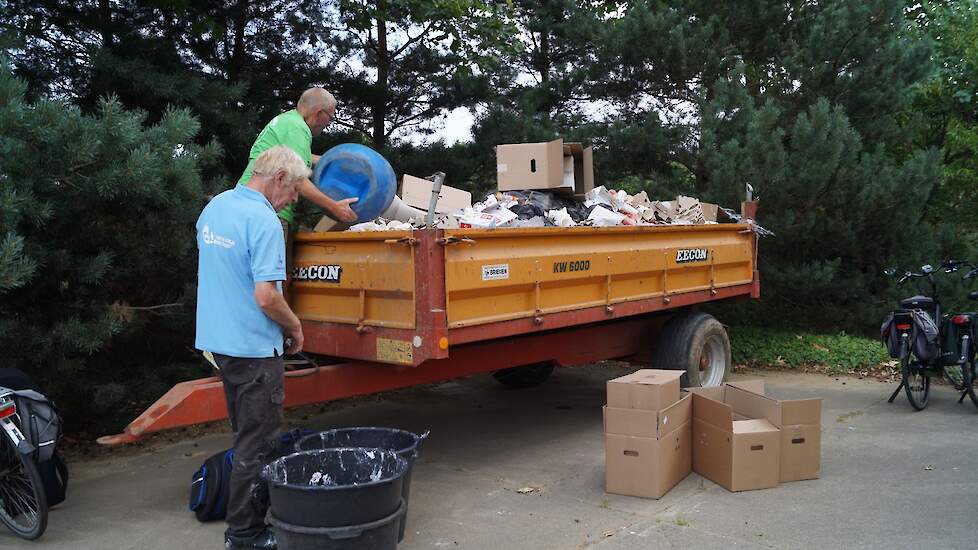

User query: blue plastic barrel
[312,144,396,222]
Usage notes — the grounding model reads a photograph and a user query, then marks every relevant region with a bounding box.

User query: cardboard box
[687,386,781,491]
[603,393,692,438]
[563,142,594,195]
[496,139,594,194]
[401,174,472,213]
[313,216,351,232]
[607,370,683,411]
[701,202,719,223]
[726,380,822,482]
[605,421,691,499]
[497,139,563,192]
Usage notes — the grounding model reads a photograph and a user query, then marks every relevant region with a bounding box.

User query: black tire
[652,311,731,387]
[0,438,48,540]
[943,365,966,391]
[962,361,978,409]
[492,362,555,388]
[901,351,930,411]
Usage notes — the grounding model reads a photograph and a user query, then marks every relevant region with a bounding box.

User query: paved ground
[7,364,978,549]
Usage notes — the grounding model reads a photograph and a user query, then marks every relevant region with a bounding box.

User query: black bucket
[296,428,429,541]
[269,499,406,550]
[263,448,407,528]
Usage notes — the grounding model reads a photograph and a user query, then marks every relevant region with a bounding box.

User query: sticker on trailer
[376,338,413,364]
[675,249,709,264]
[293,264,342,283]
[482,264,510,281]
[553,259,591,273]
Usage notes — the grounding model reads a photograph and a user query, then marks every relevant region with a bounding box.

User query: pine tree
[586,0,952,330]
[0,63,213,430]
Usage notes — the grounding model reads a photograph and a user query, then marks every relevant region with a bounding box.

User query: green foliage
[596,0,957,331]
[0,64,208,433]
[908,1,978,249]
[327,0,511,150]
[729,326,889,373]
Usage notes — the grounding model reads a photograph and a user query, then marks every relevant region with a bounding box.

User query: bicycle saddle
[900,295,935,309]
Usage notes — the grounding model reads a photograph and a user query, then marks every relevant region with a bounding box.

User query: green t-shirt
[238,109,312,223]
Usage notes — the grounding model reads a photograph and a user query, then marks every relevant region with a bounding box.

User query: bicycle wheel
[943,365,965,391]
[0,436,48,540]
[901,354,930,411]
[962,361,978,409]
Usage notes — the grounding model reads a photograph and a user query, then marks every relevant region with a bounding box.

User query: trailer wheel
[492,362,555,388]
[652,311,730,387]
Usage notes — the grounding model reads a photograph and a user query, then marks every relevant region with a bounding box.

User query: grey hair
[252,145,310,183]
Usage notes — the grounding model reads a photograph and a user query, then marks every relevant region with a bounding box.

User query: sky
[397,106,475,145]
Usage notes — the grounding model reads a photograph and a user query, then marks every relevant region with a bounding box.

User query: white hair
[252,145,310,183]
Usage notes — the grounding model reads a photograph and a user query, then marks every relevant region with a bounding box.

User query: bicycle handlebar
[886,260,974,285]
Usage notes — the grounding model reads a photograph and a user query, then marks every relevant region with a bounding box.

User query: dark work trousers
[214,353,285,537]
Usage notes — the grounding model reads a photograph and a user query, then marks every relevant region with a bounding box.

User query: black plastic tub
[296,428,429,541]
[269,499,406,550]
[263,448,407,528]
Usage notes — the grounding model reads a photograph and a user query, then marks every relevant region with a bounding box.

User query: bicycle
[0,388,48,540]
[882,260,969,410]
[951,265,978,409]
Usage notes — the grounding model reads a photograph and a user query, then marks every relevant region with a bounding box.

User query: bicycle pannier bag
[911,310,940,362]
[880,313,904,358]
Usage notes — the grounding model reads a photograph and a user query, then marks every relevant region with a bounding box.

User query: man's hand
[298,179,359,223]
[254,281,304,355]
[285,327,304,355]
[330,197,359,223]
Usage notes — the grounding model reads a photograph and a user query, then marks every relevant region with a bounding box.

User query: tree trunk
[539,30,550,84]
[229,0,249,83]
[372,6,389,151]
[98,0,112,46]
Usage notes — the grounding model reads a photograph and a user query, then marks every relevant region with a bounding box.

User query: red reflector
[953,315,971,326]
[895,323,912,330]
[0,403,15,420]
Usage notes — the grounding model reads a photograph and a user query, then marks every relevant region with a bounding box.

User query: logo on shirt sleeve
[202,225,236,249]
[293,264,342,283]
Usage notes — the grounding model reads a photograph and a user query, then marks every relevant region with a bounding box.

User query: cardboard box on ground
[603,370,691,499]
[603,373,822,499]
[726,380,822,483]
[686,382,822,492]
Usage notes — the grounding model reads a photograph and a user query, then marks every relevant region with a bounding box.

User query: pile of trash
[347,186,738,232]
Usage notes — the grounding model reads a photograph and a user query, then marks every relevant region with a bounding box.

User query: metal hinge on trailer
[384,237,418,246]
[437,236,475,246]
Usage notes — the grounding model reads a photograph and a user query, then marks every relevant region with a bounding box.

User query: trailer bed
[291,223,758,366]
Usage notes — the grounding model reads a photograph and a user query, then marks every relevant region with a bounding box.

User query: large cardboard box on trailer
[401,174,472,214]
[496,139,594,195]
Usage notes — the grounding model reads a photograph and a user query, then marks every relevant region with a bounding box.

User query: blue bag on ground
[189,428,314,522]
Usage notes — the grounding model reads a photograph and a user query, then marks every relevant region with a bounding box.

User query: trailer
[98,202,760,445]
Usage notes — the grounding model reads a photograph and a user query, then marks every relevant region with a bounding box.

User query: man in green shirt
[239,87,358,227]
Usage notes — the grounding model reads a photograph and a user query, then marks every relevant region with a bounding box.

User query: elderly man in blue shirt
[195,145,307,550]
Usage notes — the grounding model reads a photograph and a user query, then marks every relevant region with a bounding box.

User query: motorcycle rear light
[895,323,912,331]
[0,403,15,420]
[952,315,971,326]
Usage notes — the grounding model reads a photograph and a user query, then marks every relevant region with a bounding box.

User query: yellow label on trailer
[376,338,413,364]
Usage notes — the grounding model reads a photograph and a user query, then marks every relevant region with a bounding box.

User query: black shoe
[225,529,277,550]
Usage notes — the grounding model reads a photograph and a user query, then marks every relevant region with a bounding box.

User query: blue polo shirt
[195,185,287,358]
